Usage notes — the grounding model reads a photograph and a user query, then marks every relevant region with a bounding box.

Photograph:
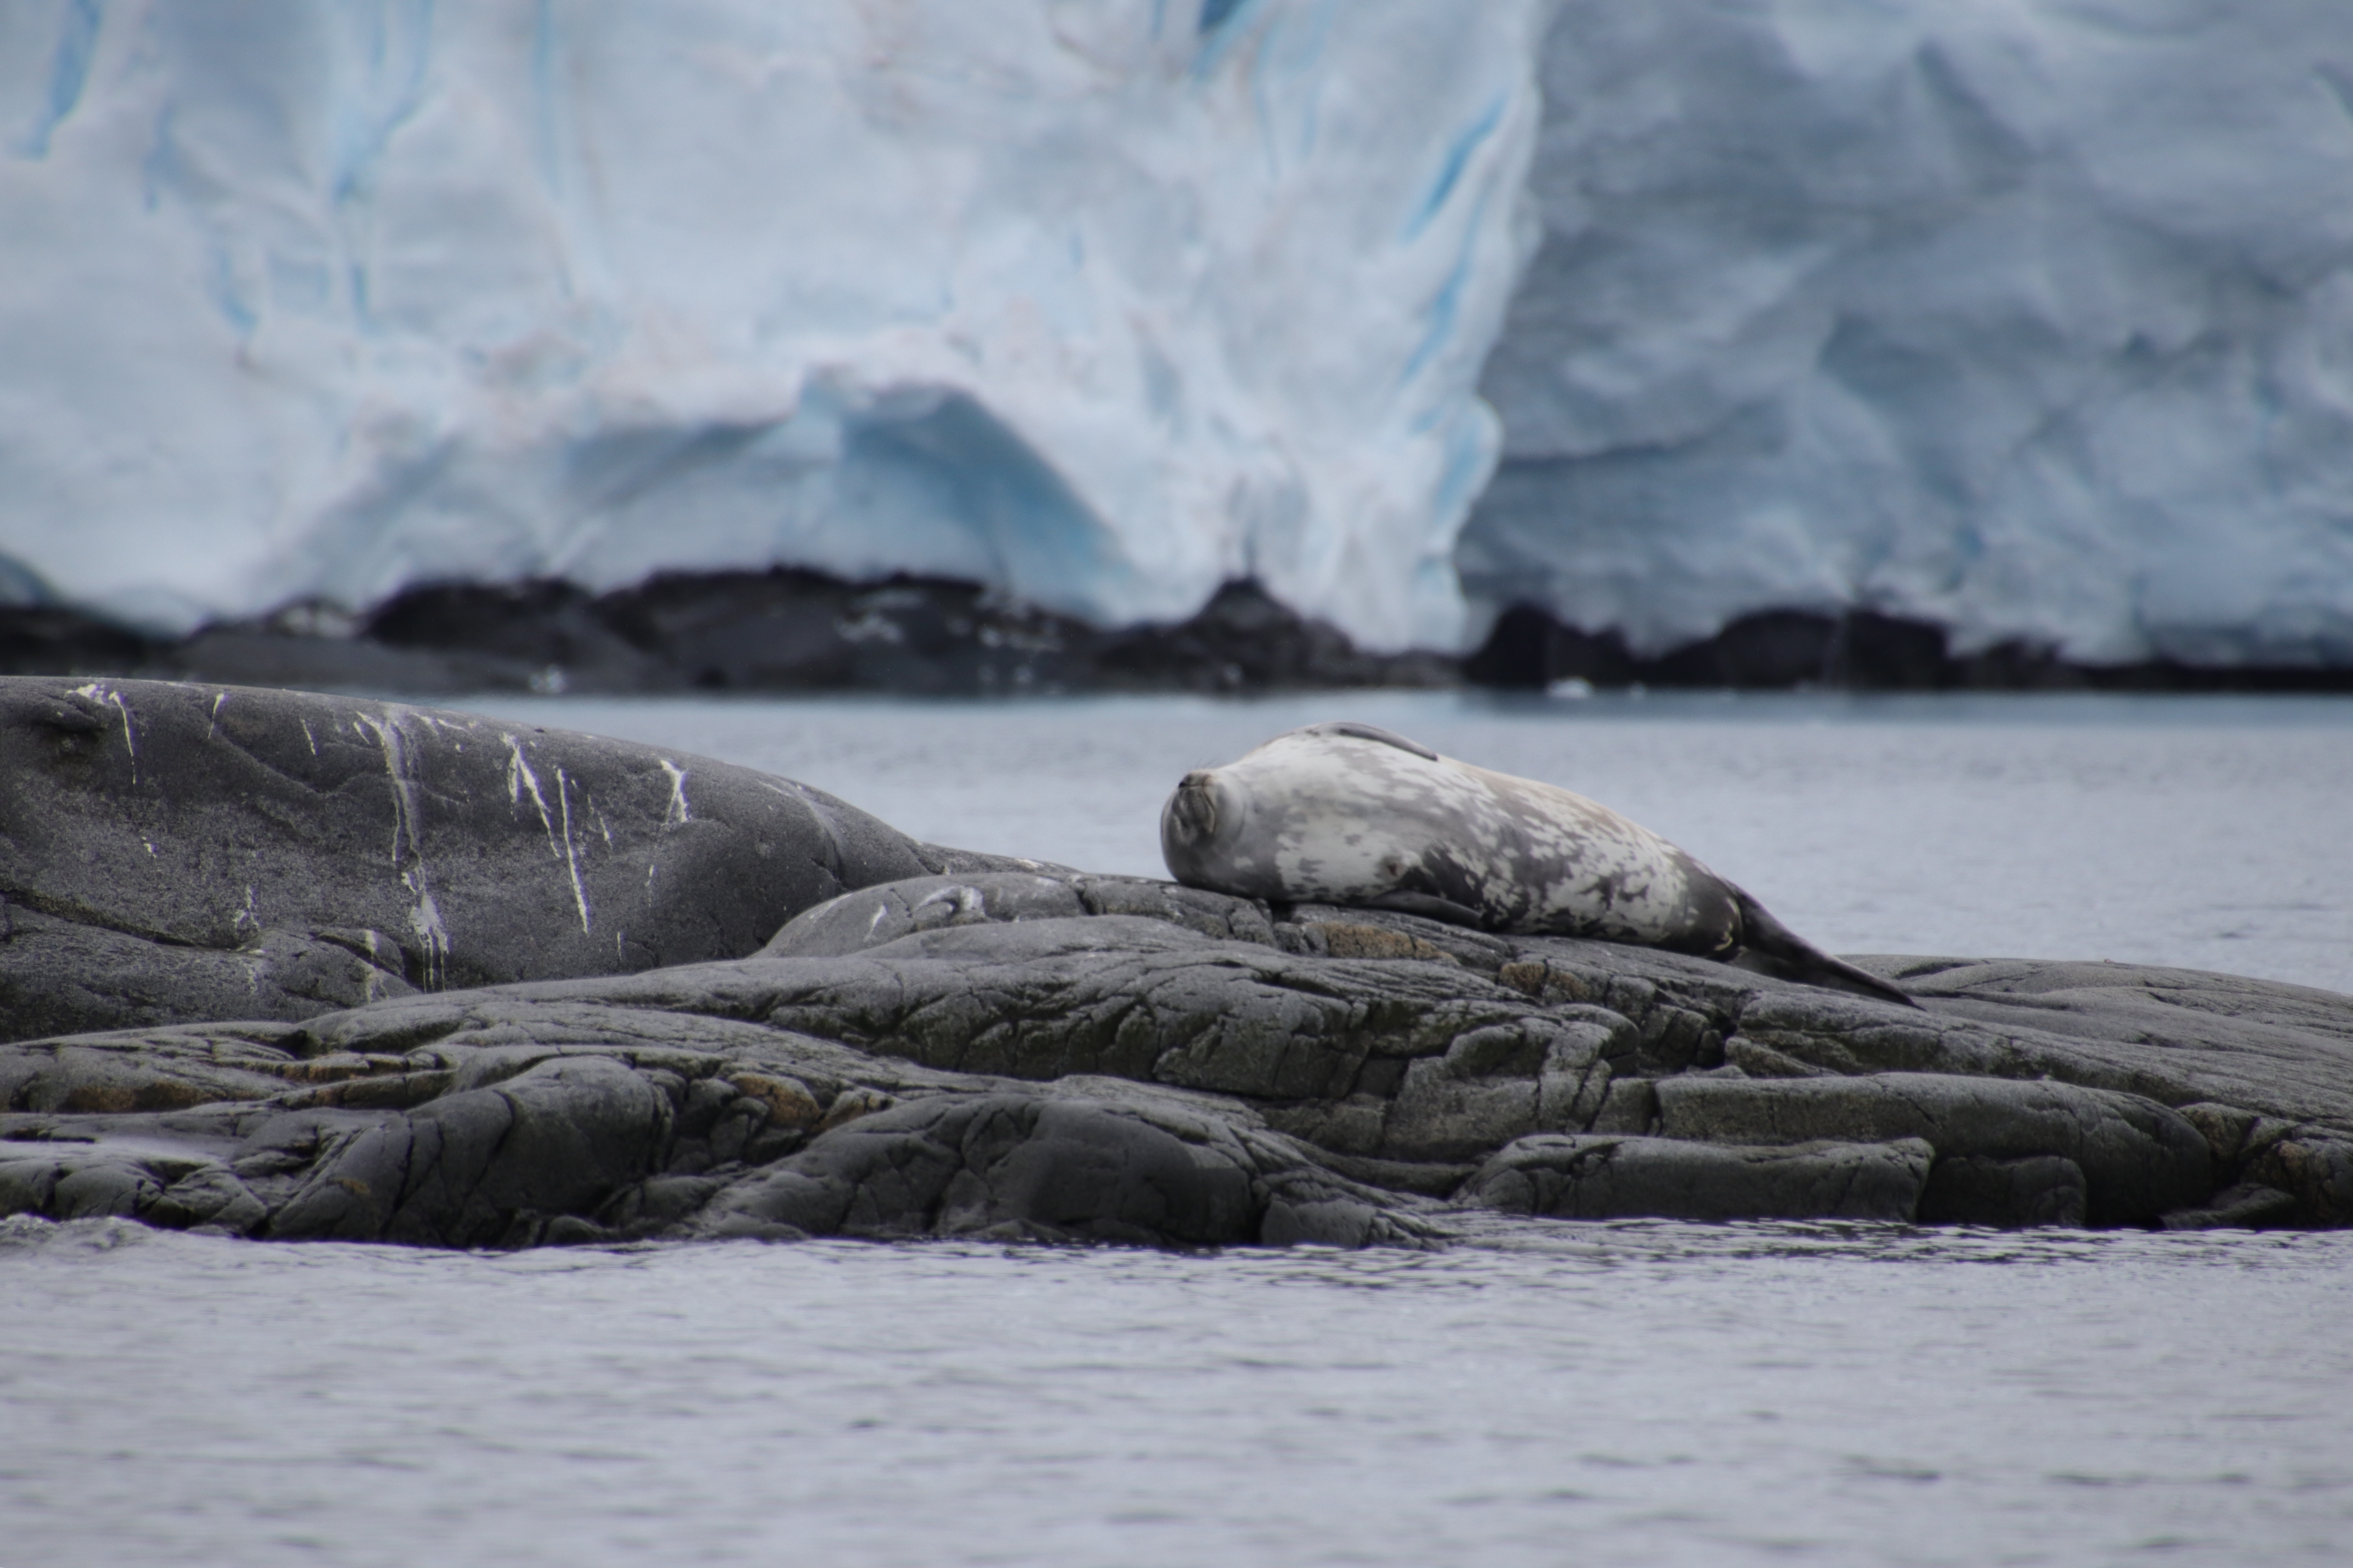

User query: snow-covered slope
[1467,0,2353,666]
[0,0,1543,650]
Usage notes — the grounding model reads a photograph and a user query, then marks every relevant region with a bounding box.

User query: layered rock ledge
[2,677,2347,1249]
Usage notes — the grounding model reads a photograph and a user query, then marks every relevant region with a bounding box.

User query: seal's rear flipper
[1729,889,1920,1009]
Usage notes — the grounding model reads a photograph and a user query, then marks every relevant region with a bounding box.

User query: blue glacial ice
[3,0,2351,667]
[0,0,1545,650]
[1467,0,2353,666]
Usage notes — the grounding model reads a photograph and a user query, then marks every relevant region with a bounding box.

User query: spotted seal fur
[1161,721,1914,1006]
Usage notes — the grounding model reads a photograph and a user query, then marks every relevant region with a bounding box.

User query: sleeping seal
[1161,721,1914,1007]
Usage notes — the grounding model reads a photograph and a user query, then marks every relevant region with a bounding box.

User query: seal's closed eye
[1298,721,1438,761]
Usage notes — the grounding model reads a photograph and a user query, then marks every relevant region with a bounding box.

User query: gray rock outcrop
[0,677,1043,1041]
[5,872,2349,1249]
[2,680,2348,1250]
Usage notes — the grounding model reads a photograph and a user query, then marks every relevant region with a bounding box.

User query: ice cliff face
[0,0,1544,650]
[5,1,2352,666]
[1468,0,2353,666]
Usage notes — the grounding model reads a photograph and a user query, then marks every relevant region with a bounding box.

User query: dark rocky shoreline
[0,575,1451,699]
[2,676,2347,1249]
[7,571,2351,697]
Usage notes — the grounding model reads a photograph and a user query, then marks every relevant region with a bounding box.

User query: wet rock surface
[2,679,2348,1249]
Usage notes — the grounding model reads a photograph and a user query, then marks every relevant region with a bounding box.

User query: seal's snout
[1161,769,1230,887]
[1165,770,1220,847]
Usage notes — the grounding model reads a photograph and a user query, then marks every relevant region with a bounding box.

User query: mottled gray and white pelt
[1161,721,1913,1007]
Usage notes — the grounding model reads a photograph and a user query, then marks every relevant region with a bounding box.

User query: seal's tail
[1728,888,1920,1009]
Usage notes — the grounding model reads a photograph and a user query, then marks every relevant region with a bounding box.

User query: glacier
[1467,0,2353,667]
[0,0,1545,651]
[4,0,2353,669]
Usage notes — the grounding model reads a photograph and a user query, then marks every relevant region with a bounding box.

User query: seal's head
[1160,767,1237,887]
[1158,724,1446,905]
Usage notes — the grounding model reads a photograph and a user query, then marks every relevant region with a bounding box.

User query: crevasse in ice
[0,0,1545,650]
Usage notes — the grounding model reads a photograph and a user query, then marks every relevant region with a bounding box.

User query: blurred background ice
[0,0,1543,651]
[3,0,2349,667]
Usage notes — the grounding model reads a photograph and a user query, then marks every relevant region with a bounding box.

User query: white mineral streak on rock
[552,765,594,937]
[506,733,594,935]
[0,0,1546,654]
[659,760,692,826]
[69,681,138,782]
[353,710,448,987]
[504,733,562,857]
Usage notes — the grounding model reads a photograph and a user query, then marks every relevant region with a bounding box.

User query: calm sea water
[5,692,2350,1566]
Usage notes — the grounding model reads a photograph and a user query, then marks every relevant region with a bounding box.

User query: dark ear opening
[1297,721,1438,761]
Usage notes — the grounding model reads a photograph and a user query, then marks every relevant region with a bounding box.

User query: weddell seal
[1160,721,1915,1007]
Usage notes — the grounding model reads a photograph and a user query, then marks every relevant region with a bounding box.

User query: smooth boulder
[0,676,1034,1040]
